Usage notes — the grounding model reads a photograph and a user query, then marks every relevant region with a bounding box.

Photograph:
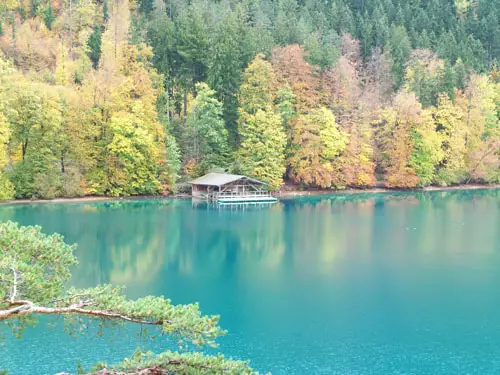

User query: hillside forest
[0,0,499,199]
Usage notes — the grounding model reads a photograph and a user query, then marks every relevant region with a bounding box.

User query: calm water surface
[1,190,500,374]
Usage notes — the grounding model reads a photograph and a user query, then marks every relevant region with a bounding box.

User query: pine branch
[0,301,167,326]
[54,350,257,375]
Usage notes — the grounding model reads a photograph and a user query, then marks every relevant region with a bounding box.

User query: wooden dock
[190,173,278,204]
[216,191,277,203]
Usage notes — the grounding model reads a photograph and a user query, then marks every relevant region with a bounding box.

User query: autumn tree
[0,221,257,374]
[272,45,322,113]
[1,0,500,198]
[325,35,376,187]
[409,109,444,186]
[237,55,286,189]
[0,60,14,200]
[288,107,348,188]
[457,75,500,182]
[2,78,65,198]
[376,92,422,188]
[434,93,468,185]
[81,43,172,196]
[0,112,13,200]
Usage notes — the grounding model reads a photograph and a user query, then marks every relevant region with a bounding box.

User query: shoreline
[0,184,498,205]
[278,183,500,197]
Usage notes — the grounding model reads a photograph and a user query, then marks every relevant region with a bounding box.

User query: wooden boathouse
[189,173,277,203]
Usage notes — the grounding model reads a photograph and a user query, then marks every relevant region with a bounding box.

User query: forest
[0,0,498,199]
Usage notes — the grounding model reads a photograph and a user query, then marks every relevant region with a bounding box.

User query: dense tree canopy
[0,221,257,374]
[183,82,229,175]
[0,0,498,199]
[236,55,286,189]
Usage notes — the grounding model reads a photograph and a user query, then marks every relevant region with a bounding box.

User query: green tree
[276,85,296,132]
[43,4,56,30]
[404,50,451,107]
[274,0,300,45]
[237,108,286,189]
[87,25,102,69]
[162,133,181,191]
[0,221,257,374]
[388,24,412,88]
[185,82,229,175]
[207,7,249,142]
[304,31,339,71]
[176,1,210,87]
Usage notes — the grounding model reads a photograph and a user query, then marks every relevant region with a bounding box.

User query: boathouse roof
[189,173,266,187]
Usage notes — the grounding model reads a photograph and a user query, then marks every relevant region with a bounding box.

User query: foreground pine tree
[0,221,258,375]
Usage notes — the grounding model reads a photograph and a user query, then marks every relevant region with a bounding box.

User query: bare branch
[9,261,20,303]
[0,301,167,327]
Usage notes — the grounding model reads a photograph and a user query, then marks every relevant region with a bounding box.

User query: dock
[189,173,278,204]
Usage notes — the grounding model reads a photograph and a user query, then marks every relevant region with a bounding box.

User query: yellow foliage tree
[456,75,499,183]
[377,92,422,188]
[289,107,348,188]
[434,93,468,185]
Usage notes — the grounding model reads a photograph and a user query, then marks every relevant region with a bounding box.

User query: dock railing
[213,190,274,201]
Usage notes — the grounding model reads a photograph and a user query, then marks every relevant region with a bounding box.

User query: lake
[1,190,500,374]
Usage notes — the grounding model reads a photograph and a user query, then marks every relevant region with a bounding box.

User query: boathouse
[189,173,277,203]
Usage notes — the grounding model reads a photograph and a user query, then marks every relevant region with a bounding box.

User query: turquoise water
[1,190,500,374]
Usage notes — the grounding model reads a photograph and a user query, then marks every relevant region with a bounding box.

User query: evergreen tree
[103,0,109,22]
[43,5,56,30]
[275,0,300,45]
[176,1,210,96]
[87,25,102,69]
[207,9,246,143]
[184,82,229,175]
[388,24,412,88]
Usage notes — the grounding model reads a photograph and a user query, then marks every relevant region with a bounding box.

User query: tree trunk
[60,154,65,173]
[114,0,118,59]
[184,91,188,118]
[69,0,73,59]
[22,139,28,162]
[11,13,16,49]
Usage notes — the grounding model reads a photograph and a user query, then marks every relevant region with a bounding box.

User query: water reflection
[1,189,500,374]
[1,190,498,292]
